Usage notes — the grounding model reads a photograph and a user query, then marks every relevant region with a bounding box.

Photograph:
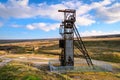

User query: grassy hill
[0,34,120,80]
[0,34,120,62]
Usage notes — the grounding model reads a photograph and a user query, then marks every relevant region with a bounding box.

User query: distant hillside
[0,38,59,44]
[84,34,120,38]
[0,34,120,44]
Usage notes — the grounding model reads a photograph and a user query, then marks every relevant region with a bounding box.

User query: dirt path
[0,58,12,67]
[0,55,118,72]
[0,55,57,67]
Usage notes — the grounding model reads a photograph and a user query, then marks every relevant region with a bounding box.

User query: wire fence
[49,59,112,73]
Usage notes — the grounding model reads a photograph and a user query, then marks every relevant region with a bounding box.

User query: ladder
[73,24,94,68]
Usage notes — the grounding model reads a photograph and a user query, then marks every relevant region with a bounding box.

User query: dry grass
[0,40,58,47]
[4,53,58,59]
[0,51,7,55]
[82,37,120,41]
[0,61,67,80]
[65,72,120,80]
[0,37,120,80]
[0,59,2,62]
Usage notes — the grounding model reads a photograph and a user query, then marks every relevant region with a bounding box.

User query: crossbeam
[58,9,75,13]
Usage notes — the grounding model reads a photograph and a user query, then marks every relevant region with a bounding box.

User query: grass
[0,59,2,62]
[0,38,120,63]
[65,72,120,80]
[0,61,120,80]
[91,53,120,63]
[74,40,120,63]
[0,61,67,80]
[0,39,120,63]
[84,40,120,53]
[0,51,6,55]
[0,38,120,80]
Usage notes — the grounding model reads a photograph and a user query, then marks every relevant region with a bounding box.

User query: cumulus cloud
[26,23,59,31]
[76,15,95,26]
[0,0,65,19]
[96,3,120,23]
[80,30,120,37]
[90,0,112,8]
[8,0,29,6]
[0,0,31,18]
[0,0,120,31]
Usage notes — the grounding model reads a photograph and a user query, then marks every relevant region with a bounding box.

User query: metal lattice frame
[58,9,94,68]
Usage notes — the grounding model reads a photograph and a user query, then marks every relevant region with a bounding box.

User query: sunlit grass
[0,59,2,62]
[0,51,6,55]
[91,53,120,63]
[0,61,66,80]
[65,72,120,80]
[0,38,120,80]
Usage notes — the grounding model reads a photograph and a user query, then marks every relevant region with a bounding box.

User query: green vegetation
[22,75,40,80]
[0,51,6,55]
[74,40,120,63]
[64,72,120,80]
[0,61,120,80]
[84,40,120,53]
[1,39,119,63]
[0,38,120,80]
[0,59,2,62]
[0,61,66,80]
[0,45,26,54]
[83,40,120,63]
[91,53,120,63]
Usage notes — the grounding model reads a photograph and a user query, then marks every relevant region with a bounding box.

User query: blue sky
[0,0,120,39]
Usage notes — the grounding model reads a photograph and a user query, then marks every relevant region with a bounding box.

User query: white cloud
[80,30,120,37]
[0,22,3,27]
[26,24,35,30]
[26,23,59,31]
[8,0,29,6]
[90,0,112,8]
[0,0,120,31]
[96,3,120,23]
[0,0,65,19]
[76,14,95,26]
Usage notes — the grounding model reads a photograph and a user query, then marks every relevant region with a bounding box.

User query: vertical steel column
[59,9,76,66]
[59,9,94,68]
